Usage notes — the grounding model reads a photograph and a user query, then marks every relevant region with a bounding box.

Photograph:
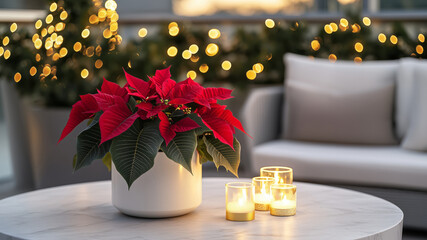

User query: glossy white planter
[112,152,202,218]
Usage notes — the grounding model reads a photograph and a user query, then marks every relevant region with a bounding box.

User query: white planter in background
[112,152,202,218]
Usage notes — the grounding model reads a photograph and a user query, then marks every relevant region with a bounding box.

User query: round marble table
[0,178,403,240]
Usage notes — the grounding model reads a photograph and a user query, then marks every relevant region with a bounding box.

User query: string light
[138,28,147,38]
[55,22,65,31]
[60,11,68,20]
[41,28,47,37]
[182,50,191,59]
[354,42,363,52]
[4,50,10,60]
[222,60,232,71]
[416,45,424,55]
[35,54,41,61]
[49,2,57,12]
[73,42,82,52]
[354,57,362,63]
[48,25,55,34]
[205,43,219,56]
[81,69,89,79]
[246,70,256,80]
[128,60,132,68]
[103,29,112,39]
[208,29,221,39]
[168,22,178,30]
[253,63,264,73]
[59,47,68,57]
[187,70,197,79]
[43,66,51,76]
[35,19,42,29]
[105,0,118,11]
[30,66,37,76]
[351,24,361,33]
[81,29,90,38]
[324,24,333,34]
[265,19,275,28]
[378,33,387,43]
[330,23,338,32]
[0,47,3,56]
[339,18,348,28]
[169,26,179,36]
[10,23,17,33]
[14,72,21,82]
[89,15,99,25]
[199,64,209,73]
[311,40,320,51]
[189,44,199,54]
[95,59,103,69]
[46,14,53,24]
[98,8,107,19]
[390,35,398,45]
[328,54,337,63]
[2,36,10,46]
[167,46,178,57]
[190,55,199,63]
[362,17,371,26]
[418,34,425,43]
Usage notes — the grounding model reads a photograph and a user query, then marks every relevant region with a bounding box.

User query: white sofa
[240,54,427,230]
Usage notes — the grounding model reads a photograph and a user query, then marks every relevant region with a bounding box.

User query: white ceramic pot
[112,152,202,218]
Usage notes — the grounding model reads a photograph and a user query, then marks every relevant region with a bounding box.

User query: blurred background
[0,0,426,237]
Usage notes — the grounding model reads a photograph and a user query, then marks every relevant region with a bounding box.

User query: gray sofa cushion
[283,54,398,145]
[252,140,427,191]
[401,62,427,151]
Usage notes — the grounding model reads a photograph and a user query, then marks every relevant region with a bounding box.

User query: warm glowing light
[35,54,41,61]
[10,23,17,33]
[187,70,197,79]
[128,60,132,68]
[45,40,53,50]
[111,13,119,22]
[190,55,199,62]
[60,11,68,20]
[246,70,256,80]
[34,39,42,49]
[52,53,60,61]
[199,64,209,73]
[110,22,118,32]
[351,24,361,33]
[208,29,221,39]
[354,57,362,63]
[189,44,199,54]
[4,50,10,59]
[324,24,333,34]
[354,42,363,52]
[222,60,232,70]
[418,34,425,43]
[182,50,192,59]
[29,66,37,76]
[138,28,148,38]
[339,18,348,28]
[416,45,424,55]
[35,19,42,29]
[95,59,103,69]
[253,63,264,73]
[89,15,99,25]
[48,25,55,34]
[0,47,3,57]
[311,40,320,51]
[51,33,58,41]
[265,19,275,28]
[390,35,398,45]
[205,43,219,56]
[168,22,178,30]
[330,23,338,32]
[73,42,82,52]
[105,0,118,11]
[41,28,47,37]
[2,37,9,46]
[167,46,178,57]
[169,26,179,36]
[14,72,21,82]
[328,54,337,62]
[81,69,89,79]
[98,8,107,19]
[55,22,65,31]
[103,29,112,39]
[49,2,57,12]
[59,47,68,57]
[362,17,371,26]
[32,34,39,42]
[81,29,90,38]
[378,33,387,43]
[43,66,51,76]
[86,46,95,57]
[46,14,53,24]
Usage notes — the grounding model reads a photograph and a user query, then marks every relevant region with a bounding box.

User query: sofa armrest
[238,86,284,173]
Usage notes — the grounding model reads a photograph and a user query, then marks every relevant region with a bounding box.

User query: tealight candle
[252,177,274,211]
[270,184,297,216]
[225,182,255,221]
[260,166,293,184]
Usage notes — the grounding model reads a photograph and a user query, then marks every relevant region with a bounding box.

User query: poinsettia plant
[59,67,249,188]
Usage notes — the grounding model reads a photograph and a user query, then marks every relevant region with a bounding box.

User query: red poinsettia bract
[59,67,249,150]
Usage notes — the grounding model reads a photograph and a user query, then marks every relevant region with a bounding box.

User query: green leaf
[75,113,111,171]
[161,130,197,174]
[203,135,241,177]
[187,113,210,136]
[110,119,163,188]
[102,152,112,171]
[196,136,213,164]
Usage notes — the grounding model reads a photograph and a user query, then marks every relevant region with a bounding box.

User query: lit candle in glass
[252,177,274,211]
[225,182,255,221]
[270,184,297,216]
[260,166,293,184]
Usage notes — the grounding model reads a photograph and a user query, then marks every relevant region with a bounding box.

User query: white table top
[0,178,403,240]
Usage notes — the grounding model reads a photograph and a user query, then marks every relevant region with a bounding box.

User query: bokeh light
[378,33,387,43]
[199,64,209,73]
[222,60,232,71]
[182,50,191,59]
[205,43,219,56]
[81,69,89,79]
[354,42,363,52]
[246,70,256,80]
[311,40,320,51]
[138,28,148,38]
[362,17,371,26]
[265,19,275,28]
[167,46,178,57]
[187,70,197,79]
[208,29,221,39]
[390,35,398,45]
[189,44,199,54]
[328,54,337,63]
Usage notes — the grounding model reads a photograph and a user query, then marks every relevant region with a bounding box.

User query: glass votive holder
[252,177,274,211]
[270,184,297,216]
[260,166,293,184]
[225,182,255,221]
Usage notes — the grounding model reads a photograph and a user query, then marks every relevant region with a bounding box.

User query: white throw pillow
[401,63,427,151]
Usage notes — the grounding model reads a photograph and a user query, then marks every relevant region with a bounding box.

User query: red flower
[158,112,200,145]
